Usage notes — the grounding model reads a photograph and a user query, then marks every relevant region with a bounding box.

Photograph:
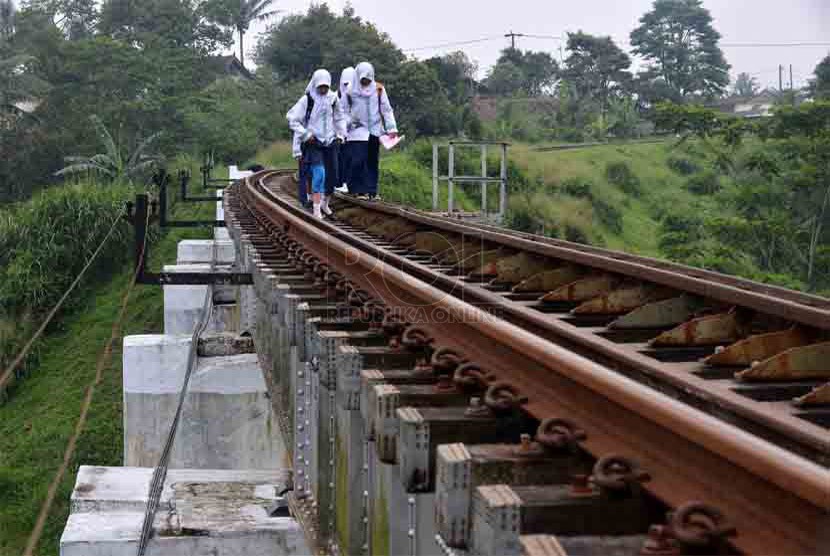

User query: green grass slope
[0,178,215,556]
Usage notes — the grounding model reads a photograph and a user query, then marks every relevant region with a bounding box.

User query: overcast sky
[245,0,830,90]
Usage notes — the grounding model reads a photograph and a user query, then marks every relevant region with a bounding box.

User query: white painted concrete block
[71,466,287,514]
[123,336,284,470]
[61,466,308,556]
[163,264,211,335]
[176,240,235,265]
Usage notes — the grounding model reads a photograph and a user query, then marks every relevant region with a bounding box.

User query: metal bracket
[155,169,225,228]
[124,193,252,286]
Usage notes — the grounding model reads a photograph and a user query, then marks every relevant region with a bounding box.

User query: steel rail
[236,171,829,556]
[267,175,829,463]
[342,196,830,327]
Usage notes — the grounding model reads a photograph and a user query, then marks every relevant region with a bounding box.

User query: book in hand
[379,134,404,150]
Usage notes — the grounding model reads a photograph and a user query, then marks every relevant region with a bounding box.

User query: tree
[388,60,454,136]
[813,54,830,99]
[425,51,478,103]
[256,4,404,82]
[563,31,632,111]
[764,102,830,290]
[0,54,50,113]
[99,0,229,54]
[0,0,14,44]
[485,59,525,96]
[630,0,730,101]
[55,115,164,183]
[203,0,277,69]
[24,0,98,39]
[732,72,759,98]
[485,48,558,97]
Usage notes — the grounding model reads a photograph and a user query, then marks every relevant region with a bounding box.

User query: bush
[605,161,642,196]
[0,183,134,315]
[685,171,722,195]
[593,198,624,234]
[667,155,700,176]
[565,224,589,244]
[559,176,594,199]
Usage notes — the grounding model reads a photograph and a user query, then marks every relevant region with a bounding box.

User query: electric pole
[779,64,783,92]
[505,30,524,50]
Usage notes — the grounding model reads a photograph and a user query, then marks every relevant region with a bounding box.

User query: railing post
[481,144,488,217]
[432,143,439,212]
[499,144,508,220]
[448,144,455,213]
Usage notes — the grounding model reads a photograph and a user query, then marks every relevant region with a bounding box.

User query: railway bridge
[59,167,830,556]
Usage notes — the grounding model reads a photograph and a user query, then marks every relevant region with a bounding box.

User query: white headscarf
[339,67,355,98]
[306,69,333,101]
[354,62,376,97]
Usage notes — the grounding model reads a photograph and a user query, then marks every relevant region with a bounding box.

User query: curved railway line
[225,169,829,556]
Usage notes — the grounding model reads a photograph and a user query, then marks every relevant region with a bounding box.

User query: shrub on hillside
[565,224,589,244]
[605,161,642,197]
[592,198,624,234]
[667,155,700,176]
[685,171,722,195]
[559,177,594,199]
[0,183,133,319]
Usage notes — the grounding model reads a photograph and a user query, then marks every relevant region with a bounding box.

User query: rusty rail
[233,170,829,555]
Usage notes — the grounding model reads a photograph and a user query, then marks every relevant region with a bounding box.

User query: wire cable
[0,212,124,397]
[21,207,148,556]
[136,227,218,556]
[404,36,499,53]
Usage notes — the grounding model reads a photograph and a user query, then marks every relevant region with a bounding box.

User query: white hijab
[306,69,333,101]
[353,62,376,97]
[339,67,355,98]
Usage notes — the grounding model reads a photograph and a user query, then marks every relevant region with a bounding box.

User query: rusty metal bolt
[434,375,456,393]
[452,363,491,392]
[413,357,432,376]
[569,474,595,498]
[483,382,529,413]
[591,455,651,493]
[464,397,492,417]
[430,347,465,375]
[670,502,737,549]
[640,525,680,556]
[515,433,546,457]
[335,278,351,295]
[401,326,434,349]
[381,313,406,340]
[536,418,587,451]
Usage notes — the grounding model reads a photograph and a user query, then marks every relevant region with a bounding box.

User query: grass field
[0,171,216,556]
[248,138,708,257]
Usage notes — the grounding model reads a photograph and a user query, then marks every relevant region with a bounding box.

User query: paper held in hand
[379,134,404,150]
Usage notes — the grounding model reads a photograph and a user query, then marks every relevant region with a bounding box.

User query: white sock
[321,196,332,215]
[313,202,322,219]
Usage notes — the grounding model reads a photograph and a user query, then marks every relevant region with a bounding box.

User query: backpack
[345,84,387,131]
[304,92,338,126]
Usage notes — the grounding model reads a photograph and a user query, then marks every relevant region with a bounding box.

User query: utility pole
[779,64,783,92]
[505,30,524,50]
[790,64,795,106]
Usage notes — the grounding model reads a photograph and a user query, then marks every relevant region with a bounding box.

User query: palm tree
[207,0,278,69]
[55,116,164,184]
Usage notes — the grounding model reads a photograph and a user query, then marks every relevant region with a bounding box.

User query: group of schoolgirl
[287,62,398,219]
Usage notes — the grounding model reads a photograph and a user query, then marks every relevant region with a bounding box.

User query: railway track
[225,169,829,556]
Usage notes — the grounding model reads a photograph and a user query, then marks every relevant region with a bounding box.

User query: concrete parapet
[61,466,307,556]
[176,240,235,265]
[123,335,283,470]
